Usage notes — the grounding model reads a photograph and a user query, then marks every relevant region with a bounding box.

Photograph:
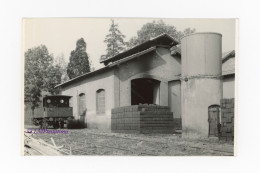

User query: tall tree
[176,27,196,40]
[101,19,126,61]
[127,20,196,48]
[183,27,196,36]
[24,45,62,111]
[67,38,91,79]
[54,53,69,83]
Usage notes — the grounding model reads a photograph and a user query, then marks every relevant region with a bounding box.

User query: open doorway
[131,78,160,105]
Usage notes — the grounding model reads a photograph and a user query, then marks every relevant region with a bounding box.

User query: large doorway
[131,78,160,105]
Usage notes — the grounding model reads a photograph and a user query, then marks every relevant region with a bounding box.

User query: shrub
[67,119,85,129]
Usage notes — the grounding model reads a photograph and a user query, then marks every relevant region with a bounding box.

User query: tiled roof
[100,33,179,65]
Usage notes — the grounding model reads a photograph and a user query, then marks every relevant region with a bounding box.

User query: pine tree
[102,19,126,61]
[67,38,91,79]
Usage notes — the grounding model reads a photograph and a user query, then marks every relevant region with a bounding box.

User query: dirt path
[29,129,234,156]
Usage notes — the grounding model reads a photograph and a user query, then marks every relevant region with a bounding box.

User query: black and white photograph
[2,0,260,172]
[23,18,236,156]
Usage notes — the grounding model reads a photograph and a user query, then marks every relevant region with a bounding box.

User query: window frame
[96,89,105,115]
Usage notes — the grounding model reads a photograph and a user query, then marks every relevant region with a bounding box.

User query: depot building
[55,33,235,136]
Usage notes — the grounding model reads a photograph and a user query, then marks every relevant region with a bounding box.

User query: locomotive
[32,95,73,129]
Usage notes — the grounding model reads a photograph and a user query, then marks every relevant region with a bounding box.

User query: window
[96,89,105,114]
[79,93,86,116]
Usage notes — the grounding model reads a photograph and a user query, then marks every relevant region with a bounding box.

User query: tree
[24,45,62,111]
[67,38,91,79]
[44,65,62,94]
[101,19,126,61]
[126,20,196,48]
[54,53,69,83]
[175,27,196,40]
[183,28,196,36]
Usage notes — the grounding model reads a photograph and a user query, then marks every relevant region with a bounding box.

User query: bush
[67,119,85,129]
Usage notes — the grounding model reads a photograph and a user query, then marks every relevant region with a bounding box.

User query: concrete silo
[181,33,223,137]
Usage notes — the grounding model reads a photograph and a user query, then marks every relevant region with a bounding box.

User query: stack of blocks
[220,98,235,141]
[111,105,174,134]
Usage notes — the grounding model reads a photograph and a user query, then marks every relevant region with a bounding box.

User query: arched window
[78,93,86,116]
[96,89,105,114]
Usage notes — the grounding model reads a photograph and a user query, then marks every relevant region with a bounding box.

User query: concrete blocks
[219,98,234,141]
[111,105,174,134]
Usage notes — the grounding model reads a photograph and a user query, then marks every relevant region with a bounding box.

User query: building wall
[168,80,182,129]
[223,75,235,98]
[181,78,223,136]
[168,80,181,119]
[61,69,115,129]
[115,47,181,109]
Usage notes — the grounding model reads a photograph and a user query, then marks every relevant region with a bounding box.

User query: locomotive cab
[43,95,71,108]
[33,95,74,129]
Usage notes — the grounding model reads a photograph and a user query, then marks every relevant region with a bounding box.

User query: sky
[23,18,236,70]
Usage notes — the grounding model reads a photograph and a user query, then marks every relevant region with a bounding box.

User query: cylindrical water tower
[181,33,223,137]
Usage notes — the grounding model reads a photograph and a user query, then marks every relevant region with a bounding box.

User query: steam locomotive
[32,95,73,129]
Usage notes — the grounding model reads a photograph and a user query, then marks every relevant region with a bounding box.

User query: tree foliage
[101,19,126,61]
[182,28,196,36]
[54,53,69,83]
[67,38,91,79]
[126,20,196,48]
[24,45,62,110]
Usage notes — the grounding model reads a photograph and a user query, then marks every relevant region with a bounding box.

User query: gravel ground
[25,128,234,156]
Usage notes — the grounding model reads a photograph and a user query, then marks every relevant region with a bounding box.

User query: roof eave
[55,46,158,89]
[54,66,111,88]
[108,46,157,67]
[222,50,235,62]
[100,33,179,64]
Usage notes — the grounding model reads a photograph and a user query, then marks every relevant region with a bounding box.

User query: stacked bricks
[220,98,235,141]
[111,105,174,134]
[111,105,141,133]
